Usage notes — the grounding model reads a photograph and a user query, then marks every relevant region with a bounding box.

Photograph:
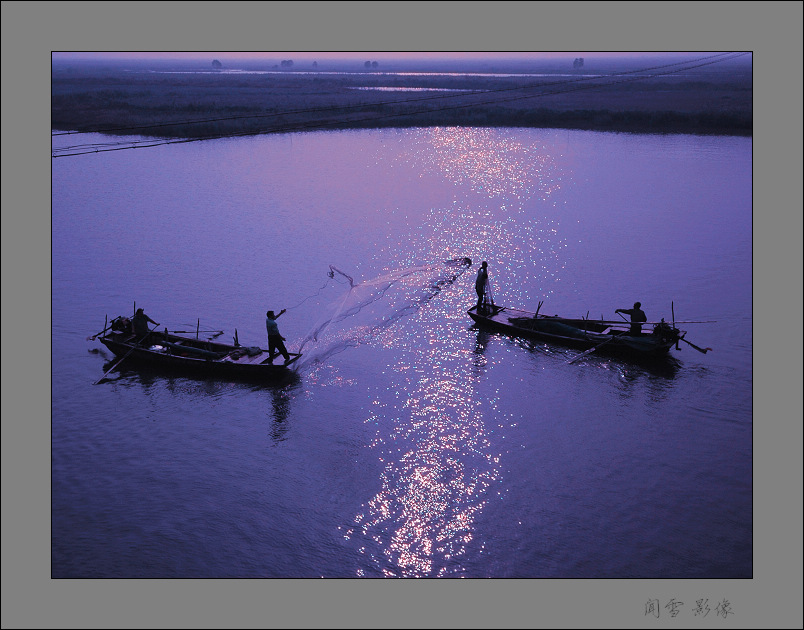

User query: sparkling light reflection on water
[346,129,573,576]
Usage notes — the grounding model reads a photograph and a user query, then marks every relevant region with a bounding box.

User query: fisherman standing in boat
[616,302,647,335]
[265,309,291,364]
[475,261,490,311]
[132,308,159,340]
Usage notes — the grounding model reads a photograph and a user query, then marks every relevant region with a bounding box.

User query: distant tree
[280,59,294,68]
[312,61,318,68]
[573,57,584,69]
[212,59,222,69]
[365,61,372,68]
[371,61,379,68]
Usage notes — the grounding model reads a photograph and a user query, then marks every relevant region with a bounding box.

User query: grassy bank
[52,59,752,139]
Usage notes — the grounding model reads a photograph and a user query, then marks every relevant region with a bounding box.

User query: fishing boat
[468,303,712,362]
[91,315,301,384]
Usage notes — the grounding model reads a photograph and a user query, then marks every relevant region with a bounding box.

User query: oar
[93,324,157,384]
[679,336,712,354]
[87,315,111,341]
[567,336,616,364]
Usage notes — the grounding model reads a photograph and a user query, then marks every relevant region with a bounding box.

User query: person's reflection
[268,383,297,443]
[472,327,492,377]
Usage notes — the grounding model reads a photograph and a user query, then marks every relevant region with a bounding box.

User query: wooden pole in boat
[567,336,616,364]
[531,315,713,326]
[197,318,200,339]
[672,301,680,349]
[93,323,158,384]
[167,329,224,335]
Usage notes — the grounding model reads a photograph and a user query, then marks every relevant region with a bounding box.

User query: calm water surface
[51,127,752,578]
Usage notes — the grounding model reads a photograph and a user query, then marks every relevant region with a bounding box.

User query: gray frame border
[3,1,802,628]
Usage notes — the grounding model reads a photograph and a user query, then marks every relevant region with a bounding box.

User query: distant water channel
[52,126,752,578]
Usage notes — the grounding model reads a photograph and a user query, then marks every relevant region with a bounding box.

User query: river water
[51,126,752,578]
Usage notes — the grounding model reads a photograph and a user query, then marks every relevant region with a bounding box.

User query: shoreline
[52,61,753,139]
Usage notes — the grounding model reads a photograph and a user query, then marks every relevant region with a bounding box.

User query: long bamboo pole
[498,305,714,325]
[566,336,617,364]
[501,310,715,326]
[93,324,158,384]
[167,329,224,335]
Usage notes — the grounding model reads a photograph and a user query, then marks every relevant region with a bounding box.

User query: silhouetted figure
[132,308,159,340]
[475,261,490,311]
[265,309,290,363]
[616,302,647,335]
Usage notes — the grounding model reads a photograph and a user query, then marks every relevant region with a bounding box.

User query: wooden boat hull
[468,305,682,360]
[98,327,301,384]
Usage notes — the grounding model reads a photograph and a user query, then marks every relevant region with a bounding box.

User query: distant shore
[51,60,753,139]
